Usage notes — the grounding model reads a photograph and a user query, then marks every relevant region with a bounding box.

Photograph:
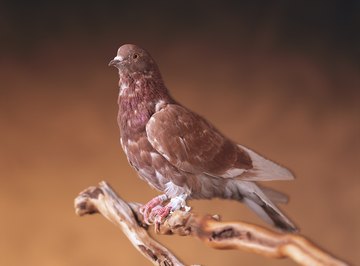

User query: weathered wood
[74,181,349,266]
[74,182,185,266]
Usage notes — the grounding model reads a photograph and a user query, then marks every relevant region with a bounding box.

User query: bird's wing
[146,104,253,177]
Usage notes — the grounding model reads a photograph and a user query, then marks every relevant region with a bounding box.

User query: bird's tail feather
[236,181,298,232]
[258,184,289,204]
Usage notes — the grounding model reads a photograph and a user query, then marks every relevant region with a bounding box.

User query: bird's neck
[117,74,172,135]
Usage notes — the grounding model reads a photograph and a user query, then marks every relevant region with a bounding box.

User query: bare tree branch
[74,181,349,266]
[74,182,185,266]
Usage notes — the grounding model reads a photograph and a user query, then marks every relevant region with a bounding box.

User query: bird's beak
[108,56,123,67]
[108,59,120,66]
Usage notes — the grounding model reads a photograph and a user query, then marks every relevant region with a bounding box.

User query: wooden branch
[74,181,349,266]
[74,182,185,266]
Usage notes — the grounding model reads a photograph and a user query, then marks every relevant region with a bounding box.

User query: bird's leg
[151,194,190,231]
[140,194,168,224]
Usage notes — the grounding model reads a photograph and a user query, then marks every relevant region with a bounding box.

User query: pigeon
[109,44,297,232]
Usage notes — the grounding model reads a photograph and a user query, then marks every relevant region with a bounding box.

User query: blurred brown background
[0,1,359,265]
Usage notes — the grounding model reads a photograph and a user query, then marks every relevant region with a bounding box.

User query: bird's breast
[121,132,167,190]
[120,132,189,193]
[117,82,164,133]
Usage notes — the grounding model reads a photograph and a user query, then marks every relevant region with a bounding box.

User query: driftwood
[74,181,349,266]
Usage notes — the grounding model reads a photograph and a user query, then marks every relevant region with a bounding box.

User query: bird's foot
[151,205,172,232]
[151,195,190,231]
[140,194,168,224]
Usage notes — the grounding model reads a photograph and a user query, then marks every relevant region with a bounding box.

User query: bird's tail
[235,181,298,232]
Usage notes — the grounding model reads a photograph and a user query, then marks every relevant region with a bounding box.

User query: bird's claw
[139,194,168,225]
[151,205,172,232]
[141,194,189,230]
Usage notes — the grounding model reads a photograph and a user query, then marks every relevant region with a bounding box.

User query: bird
[109,44,297,232]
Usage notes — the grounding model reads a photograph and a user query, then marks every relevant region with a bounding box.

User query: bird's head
[109,44,159,77]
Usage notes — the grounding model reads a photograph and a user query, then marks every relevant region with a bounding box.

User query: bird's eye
[132,53,139,60]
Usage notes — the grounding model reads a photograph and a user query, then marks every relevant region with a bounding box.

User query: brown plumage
[109,44,297,232]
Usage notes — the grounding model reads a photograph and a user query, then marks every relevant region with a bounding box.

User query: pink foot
[152,195,190,231]
[139,194,168,224]
[152,205,172,223]
[150,205,172,232]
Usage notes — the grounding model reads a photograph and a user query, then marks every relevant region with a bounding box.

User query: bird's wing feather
[146,104,253,177]
[237,145,295,181]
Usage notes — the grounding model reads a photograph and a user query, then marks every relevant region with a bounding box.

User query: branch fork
[74,181,349,266]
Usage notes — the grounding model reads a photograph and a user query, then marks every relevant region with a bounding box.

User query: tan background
[0,2,359,265]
